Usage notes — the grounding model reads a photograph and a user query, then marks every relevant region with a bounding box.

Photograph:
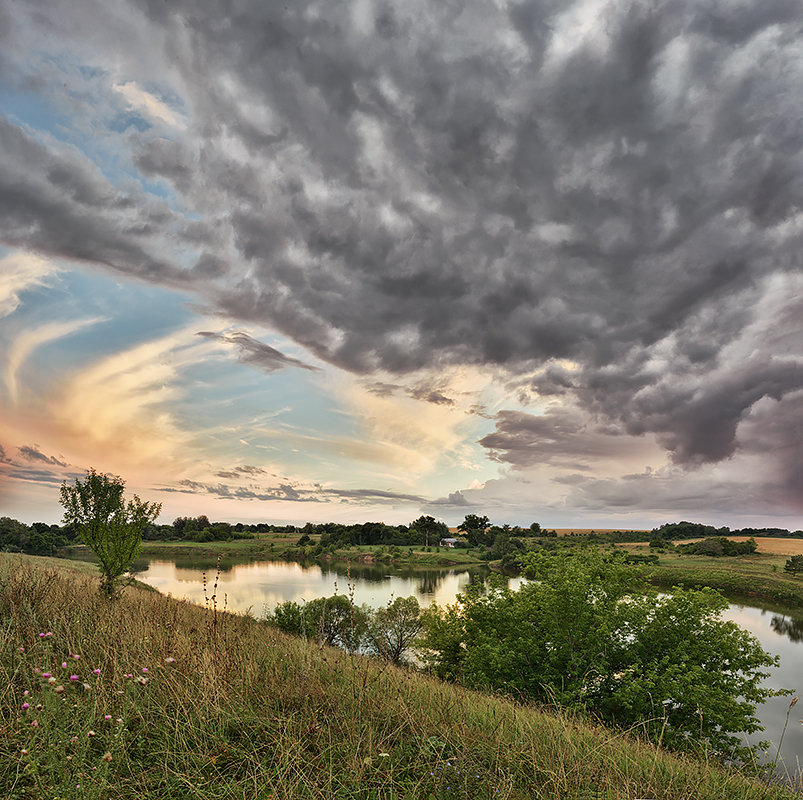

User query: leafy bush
[784,555,803,576]
[676,537,758,556]
[418,548,783,762]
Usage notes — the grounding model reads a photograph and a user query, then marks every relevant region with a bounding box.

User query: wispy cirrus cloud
[0,252,58,319]
[4,316,106,404]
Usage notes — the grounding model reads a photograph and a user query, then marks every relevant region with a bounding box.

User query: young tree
[60,469,161,597]
[367,596,423,665]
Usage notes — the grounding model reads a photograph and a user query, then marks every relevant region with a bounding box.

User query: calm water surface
[132,555,803,772]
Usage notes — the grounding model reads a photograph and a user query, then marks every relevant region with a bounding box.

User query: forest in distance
[2,512,802,557]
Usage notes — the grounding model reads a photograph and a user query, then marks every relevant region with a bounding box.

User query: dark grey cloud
[0,443,74,495]
[234,465,266,475]
[3,0,803,515]
[327,488,426,504]
[157,478,426,506]
[17,445,67,467]
[0,119,191,286]
[197,330,318,373]
[363,379,455,405]
[429,490,471,507]
[406,383,455,406]
[364,381,401,398]
[479,407,655,470]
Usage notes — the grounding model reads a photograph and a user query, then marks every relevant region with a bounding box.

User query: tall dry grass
[1,553,800,800]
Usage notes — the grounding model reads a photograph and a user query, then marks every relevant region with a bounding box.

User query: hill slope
[0,553,798,800]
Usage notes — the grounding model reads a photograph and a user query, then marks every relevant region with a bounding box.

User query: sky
[0,0,801,530]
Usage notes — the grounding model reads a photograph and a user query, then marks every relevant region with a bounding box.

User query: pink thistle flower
[104,714,111,720]
[70,675,79,681]
[62,662,67,668]
[141,668,148,673]
[23,690,29,696]
[93,669,101,675]
[41,673,51,679]
[45,632,53,638]
[39,633,45,639]
[22,702,29,710]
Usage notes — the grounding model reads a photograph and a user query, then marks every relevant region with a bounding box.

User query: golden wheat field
[552,528,648,537]
[717,536,803,555]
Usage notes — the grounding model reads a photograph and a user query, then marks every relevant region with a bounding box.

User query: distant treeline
[573,521,803,544]
[0,518,79,555]
[2,514,801,557]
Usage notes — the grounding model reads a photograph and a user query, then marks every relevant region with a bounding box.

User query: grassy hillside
[1,553,799,800]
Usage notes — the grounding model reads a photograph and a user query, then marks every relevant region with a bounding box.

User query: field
[613,543,803,608]
[2,552,800,800]
[627,538,803,556]
[552,528,648,537]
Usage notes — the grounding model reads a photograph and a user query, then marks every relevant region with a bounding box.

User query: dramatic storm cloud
[0,0,800,526]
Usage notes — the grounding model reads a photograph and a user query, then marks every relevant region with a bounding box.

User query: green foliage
[59,469,161,597]
[676,537,758,557]
[0,517,75,555]
[784,555,803,576]
[649,537,673,550]
[268,594,369,653]
[419,548,784,762]
[410,515,449,548]
[367,596,423,664]
[458,514,491,546]
[623,553,659,564]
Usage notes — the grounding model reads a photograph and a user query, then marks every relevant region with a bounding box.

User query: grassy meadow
[2,553,801,800]
[617,539,803,607]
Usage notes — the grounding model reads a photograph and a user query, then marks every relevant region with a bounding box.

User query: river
[132,554,803,773]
